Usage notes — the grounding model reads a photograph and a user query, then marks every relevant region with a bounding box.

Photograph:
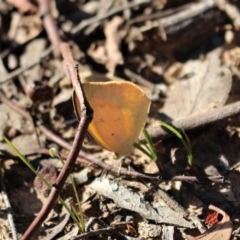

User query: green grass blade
[159,122,193,165]
[68,174,85,232]
[3,136,52,189]
[133,142,153,159]
[142,127,157,161]
[55,150,85,233]
[3,137,83,229]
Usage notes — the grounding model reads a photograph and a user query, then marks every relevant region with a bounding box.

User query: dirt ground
[1,0,240,239]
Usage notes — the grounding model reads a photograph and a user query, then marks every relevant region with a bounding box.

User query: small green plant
[160,122,193,165]
[4,136,85,233]
[134,127,157,161]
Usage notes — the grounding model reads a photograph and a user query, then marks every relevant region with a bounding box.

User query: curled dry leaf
[205,212,219,228]
[104,16,124,73]
[87,43,108,65]
[216,0,240,30]
[89,178,193,228]
[186,205,233,240]
[34,164,57,198]
[9,15,43,44]
[42,199,71,240]
[6,0,37,14]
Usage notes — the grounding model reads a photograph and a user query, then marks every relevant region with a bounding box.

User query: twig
[38,144,158,180]
[121,0,131,20]
[225,160,240,175]
[71,227,114,240]
[84,0,115,35]
[146,100,240,141]
[216,0,240,29]
[0,163,18,240]
[72,217,142,240]
[71,0,150,35]
[37,142,223,183]
[71,228,142,240]
[171,175,223,183]
[21,43,93,239]
[0,90,225,184]
[0,91,31,120]
[140,0,216,33]
[0,89,222,183]
[129,1,193,24]
[37,0,62,56]
[124,68,155,90]
[0,89,158,181]
[0,46,53,84]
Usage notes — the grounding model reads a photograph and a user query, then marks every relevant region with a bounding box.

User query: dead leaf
[84,0,114,35]
[34,164,57,198]
[42,200,71,240]
[104,16,124,73]
[205,212,219,228]
[0,105,32,141]
[216,0,240,30]
[161,48,232,120]
[20,39,46,83]
[87,43,108,65]
[89,178,193,228]
[138,221,162,238]
[57,227,79,240]
[9,15,42,44]
[6,0,37,14]
[186,205,233,240]
[162,225,174,240]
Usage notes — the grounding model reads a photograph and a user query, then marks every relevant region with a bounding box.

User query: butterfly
[73,81,150,156]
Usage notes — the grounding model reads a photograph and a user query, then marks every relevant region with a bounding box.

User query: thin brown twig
[129,1,194,24]
[228,161,240,172]
[84,0,115,35]
[146,100,240,141]
[39,146,224,183]
[20,43,93,239]
[0,91,31,120]
[71,217,142,240]
[71,228,114,240]
[71,227,142,240]
[124,68,155,90]
[37,0,62,57]
[38,146,159,180]
[171,175,223,183]
[71,0,150,35]
[0,89,158,180]
[140,0,216,33]
[0,90,224,184]
[0,46,53,84]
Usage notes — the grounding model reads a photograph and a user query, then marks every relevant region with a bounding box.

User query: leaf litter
[1,0,240,239]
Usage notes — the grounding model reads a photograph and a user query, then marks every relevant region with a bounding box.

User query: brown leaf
[6,0,37,14]
[9,15,43,44]
[161,48,232,120]
[34,164,57,197]
[89,178,193,228]
[186,205,233,240]
[104,16,124,73]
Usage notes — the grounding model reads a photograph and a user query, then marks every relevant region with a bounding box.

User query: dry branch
[20,43,93,240]
[147,101,240,141]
